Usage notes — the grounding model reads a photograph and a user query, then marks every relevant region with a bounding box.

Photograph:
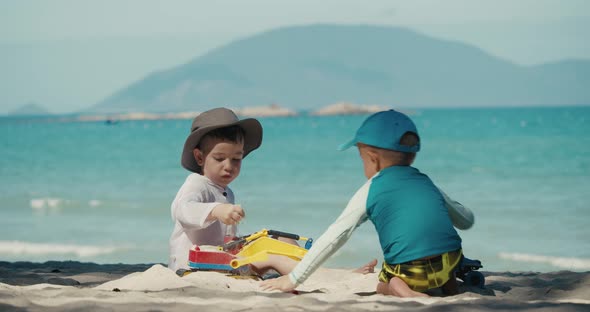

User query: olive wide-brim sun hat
[181,107,263,173]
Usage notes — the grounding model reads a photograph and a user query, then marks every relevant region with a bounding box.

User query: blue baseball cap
[338,110,420,153]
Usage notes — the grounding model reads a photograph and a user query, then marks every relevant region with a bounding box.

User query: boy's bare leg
[352,259,378,274]
[376,281,391,295]
[277,237,377,274]
[248,237,300,276]
[377,277,429,297]
[251,256,376,277]
[250,254,299,276]
[251,235,376,277]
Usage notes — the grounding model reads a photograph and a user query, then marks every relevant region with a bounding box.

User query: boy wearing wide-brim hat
[169,107,271,272]
[261,110,475,297]
[169,107,378,276]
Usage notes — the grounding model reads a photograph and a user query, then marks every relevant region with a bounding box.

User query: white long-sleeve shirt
[288,174,474,286]
[168,173,235,272]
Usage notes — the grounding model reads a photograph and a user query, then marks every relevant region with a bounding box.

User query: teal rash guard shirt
[287,166,472,286]
[367,165,462,265]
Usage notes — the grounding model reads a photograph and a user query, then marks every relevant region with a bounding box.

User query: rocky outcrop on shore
[233,104,298,117]
[310,102,391,116]
[69,104,297,122]
[74,111,200,122]
[9,103,400,123]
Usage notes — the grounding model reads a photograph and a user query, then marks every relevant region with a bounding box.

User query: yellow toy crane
[184,229,313,274]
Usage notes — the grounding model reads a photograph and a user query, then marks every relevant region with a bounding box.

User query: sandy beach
[0,261,588,311]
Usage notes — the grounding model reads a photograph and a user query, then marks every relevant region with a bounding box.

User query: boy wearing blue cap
[261,110,474,297]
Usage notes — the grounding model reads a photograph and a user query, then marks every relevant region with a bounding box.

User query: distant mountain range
[9,102,50,116]
[89,24,590,113]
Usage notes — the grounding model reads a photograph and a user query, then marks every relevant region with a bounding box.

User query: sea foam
[30,198,64,210]
[498,252,590,270]
[0,241,119,257]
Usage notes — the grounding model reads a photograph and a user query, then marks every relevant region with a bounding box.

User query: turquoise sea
[1,106,589,273]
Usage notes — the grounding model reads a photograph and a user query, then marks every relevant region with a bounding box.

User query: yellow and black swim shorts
[378,249,462,292]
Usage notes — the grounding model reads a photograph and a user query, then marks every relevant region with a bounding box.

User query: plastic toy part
[230,236,310,268]
[462,271,485,288]
[187,229,314,274]
[456,257,485,288]
[188,245,236,271]
[304,238,313,250]
[222,229,313,252]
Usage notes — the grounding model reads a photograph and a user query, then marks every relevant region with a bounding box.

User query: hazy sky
[1,0,589,113]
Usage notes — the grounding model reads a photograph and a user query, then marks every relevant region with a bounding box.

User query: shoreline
[4,105,588,124]
[1,103,397,123]
[1,261,588,311]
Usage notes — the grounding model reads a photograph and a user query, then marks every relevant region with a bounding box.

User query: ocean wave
[29,198,104,211]
[88,199,102,207]
[498,252,590,270]
[0,241,119,257]
[30,198,66,210]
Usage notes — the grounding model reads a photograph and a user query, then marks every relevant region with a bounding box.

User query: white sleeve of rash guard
[439,188,475,230]
[288,179,372,286]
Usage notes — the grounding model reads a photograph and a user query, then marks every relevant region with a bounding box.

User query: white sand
[0,261,588,311]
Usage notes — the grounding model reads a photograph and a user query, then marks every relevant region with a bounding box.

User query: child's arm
[439,189,474,230]
[173,192,243,229]
[260,179,373,291]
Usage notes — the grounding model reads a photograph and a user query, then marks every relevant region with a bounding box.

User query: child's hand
[212,204,245,225]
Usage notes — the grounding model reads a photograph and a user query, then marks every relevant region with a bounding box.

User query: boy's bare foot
[387,277,429,297]
[353,259,378,274]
